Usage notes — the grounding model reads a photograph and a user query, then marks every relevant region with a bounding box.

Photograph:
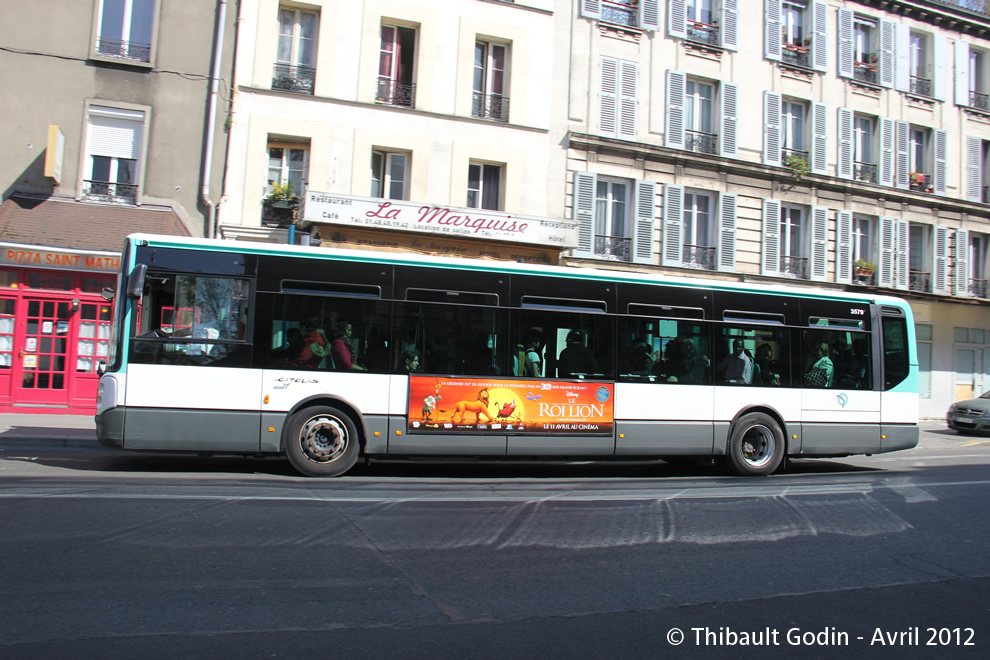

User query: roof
[0,195,192,253]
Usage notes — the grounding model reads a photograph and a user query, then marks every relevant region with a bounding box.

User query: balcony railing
[782,147,809,164]
[970,90,990,111]
[853,270,876,286]
[272,63,316,95]
[910,270,931,293]
[601,1,636,27]
[376,77,416,108]
[686,130,718,155]
[970,278,989,299]
[910,76,933,98]
[595,235,632,262]
[96,37,151,63]
[683,244,716,270]
[471,92,509,122]
[782,46,811,69]
[262,197,298,227]
[687,22,719,47]
[780,255,809,279]
[83,180,138,205]
[854,161,878,183]
[854,61,878,85]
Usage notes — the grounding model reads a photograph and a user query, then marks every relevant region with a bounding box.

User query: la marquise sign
[302,192,579,249]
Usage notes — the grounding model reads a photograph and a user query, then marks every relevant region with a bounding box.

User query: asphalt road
[0,422,987,659]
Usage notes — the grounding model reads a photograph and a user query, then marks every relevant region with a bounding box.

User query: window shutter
[639,0,660,31]
[763,92,782,167]
[633,180,656,265]
[838,8,854,79]
[667,0,687,40]
[665,70,686,149]
[812,1,828,72]
[618,60,638,140]
[718,192,737,273]
[895,219,910,290]
[933,226,949,295]
[571,172,597,258]
[934,129,947,196]
[933,35,947,102]
[880,20,895,88]
[720,81,738,158]
[599,57,618,138]
[765,0,782,62]
[955,229,970,296]
[956,40,971,107]
[878,216,895,288]
[88,107,144,159]
[837,107,853,180]
[811,102,828,175]
[661,184,684,267]
[894,23,910,93]
[836,210,852,284]
[895,121,909,190]
[762,199,781,276]
[880,117,895,187]
[720,0,739,51]
[810,206,828,282]
[579,0,601,20]
[967,136,983,202]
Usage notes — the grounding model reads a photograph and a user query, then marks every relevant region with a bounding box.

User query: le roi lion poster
[407,376,615,435]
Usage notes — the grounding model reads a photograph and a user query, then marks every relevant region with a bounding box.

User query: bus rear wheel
[284,406,360,477]
[724,413,784,477]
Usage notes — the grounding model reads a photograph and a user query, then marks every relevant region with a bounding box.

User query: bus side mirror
[126,264,147,299]
[101,287,115,302]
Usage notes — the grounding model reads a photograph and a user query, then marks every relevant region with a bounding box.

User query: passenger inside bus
[556,330,600,378]
[717,338,755,384]
[330,320,366,371]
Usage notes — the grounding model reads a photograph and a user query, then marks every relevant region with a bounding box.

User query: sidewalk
[0,413,100,451]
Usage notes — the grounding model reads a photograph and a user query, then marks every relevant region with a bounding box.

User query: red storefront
[0,244,119,414]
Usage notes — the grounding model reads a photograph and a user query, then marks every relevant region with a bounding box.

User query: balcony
[782,45,811,69]
[780,255,809,279]
[262,197,298,227]
[683,244,716,270]
[910,270,931,293]
[854,60,878,85]
[376,77,416,108]
[601,1,636,27]
[272,63,316,95]
[782,147,809,164]
[472,92,509,122]
[971,90,989,112]
[910,76,933,98]
[970,278,989,299]
[83,180,138,205]
[96,37,151,63]
[854,161,878,183]
[595,234,631,262]
[687,22,719,47]
[686,130,718,155]
[909,172,933,193]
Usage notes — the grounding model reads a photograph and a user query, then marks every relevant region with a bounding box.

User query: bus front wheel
[284,406,360,477]
[724,413,784,477]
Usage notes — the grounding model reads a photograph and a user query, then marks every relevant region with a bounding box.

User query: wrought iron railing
[853,270,876,286]
[970,278,989,298]
[780,255,809,279]
[687,22,719,46]
[910,270,931,293]
[971,90,989,111]
[686,130,718,155]
[682,244,716,270]
[272,63,316,95]
[910,76,933,97]
[854,62,878,85]
[96,37,151,63]
[471,92,509,122]
[782,46,811,69]
[595,235,632,261]
[376,77,416,108]
[854,161,878,183]
[262,197,298,227]
[782,147,809,164]
[601,1,636,27]
[83,180,138,204]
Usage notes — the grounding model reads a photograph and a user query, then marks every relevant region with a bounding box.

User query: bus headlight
[96,376,118,416]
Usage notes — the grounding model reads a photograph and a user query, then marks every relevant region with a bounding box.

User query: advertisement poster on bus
[407,376,614,435]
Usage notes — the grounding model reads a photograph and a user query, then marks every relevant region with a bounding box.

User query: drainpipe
[201,0,228,238]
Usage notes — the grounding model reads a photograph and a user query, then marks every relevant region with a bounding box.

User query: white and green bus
[95,234,919,477]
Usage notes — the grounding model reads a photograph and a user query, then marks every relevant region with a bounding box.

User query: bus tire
[724,413,784,477]
[284,406,360,477]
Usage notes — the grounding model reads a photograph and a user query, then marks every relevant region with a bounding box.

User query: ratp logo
[836,393,849,408]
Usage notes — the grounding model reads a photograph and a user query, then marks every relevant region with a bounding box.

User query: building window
[909,224,931,293]
[371,150,409,200]
[781,99,807,163]
[267,142,308,198]
[971,48,988,110]
[852,216,875,284]
[594,179,631,261]
[467,162,502,211]
[473,41,508,122]
[685,79,716,154]
[686,0,718,46]
[580,0,660,32]
[909,32,932,98]
[966,136,990,204]
[682,191,715,270]
[853,16,879,85]
[853,114,876,183]
[781,0,811,69]
[83,106,144,205]
[970,233,988,299]
[908,127,931,192]
[603,0,637,28]
[377,24,416,108]
[273,7,318,95]
[780,206,808,279]
[94,0,155,63]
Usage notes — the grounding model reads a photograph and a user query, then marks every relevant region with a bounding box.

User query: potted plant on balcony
[263,182,298,226]
[784,153,810,182]
[267,181,296,207]
[854,258,876,278]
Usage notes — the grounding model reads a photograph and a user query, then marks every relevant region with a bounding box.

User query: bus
[95,234,919,477]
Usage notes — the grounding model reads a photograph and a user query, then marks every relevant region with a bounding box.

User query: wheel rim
[299,414,348,464]
[740,424,775,469]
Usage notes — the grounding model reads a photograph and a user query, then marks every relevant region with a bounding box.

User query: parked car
[947,392,990,434]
